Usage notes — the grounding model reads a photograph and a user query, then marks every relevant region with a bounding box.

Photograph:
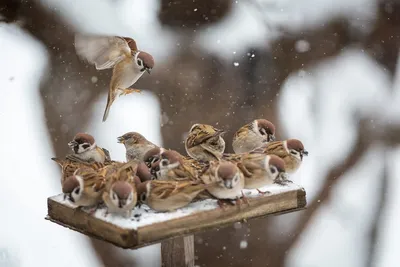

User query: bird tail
[102,89,116,122]
[51,157,63,167]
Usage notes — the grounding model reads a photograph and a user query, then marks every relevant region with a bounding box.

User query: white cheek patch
[166,161,180,170]
[264,155,270,171]
[283,141,289,153]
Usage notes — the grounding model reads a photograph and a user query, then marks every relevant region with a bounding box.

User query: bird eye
[82,144,90,149]
[270,167,276,174]
[290,150,298,155]
[140,193,147,202]
[137,59,142,66]
[74,187,80,194]
[112,193,117,200]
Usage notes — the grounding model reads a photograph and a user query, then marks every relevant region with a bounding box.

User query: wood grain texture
[161,235,194,267]
[46,186,306,250]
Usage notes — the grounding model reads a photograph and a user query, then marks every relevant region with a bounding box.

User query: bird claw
[120,88,141,96]
[257,189,270,195]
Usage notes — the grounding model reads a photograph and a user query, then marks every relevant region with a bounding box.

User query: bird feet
[120,88,141,96]
[257,189,270,195]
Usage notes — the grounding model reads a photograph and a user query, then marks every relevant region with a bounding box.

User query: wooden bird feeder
[46,183,306,267]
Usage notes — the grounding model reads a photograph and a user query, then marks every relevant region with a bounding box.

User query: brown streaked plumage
[237,154,287,192]
[200,161,245,200]
[67,132,111,163]
[232,119,276,154]
[62,167,106,208]
[117,131,158,161]
[252,139,308,173]
[74,34,154,122]
[185,123,226,162]
[155,149,199,182]
[136,180,209,212]
[101,161,138,217]
[51,157,105,185]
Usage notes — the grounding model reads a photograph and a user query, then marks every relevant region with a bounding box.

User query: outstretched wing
[74,34,131,70]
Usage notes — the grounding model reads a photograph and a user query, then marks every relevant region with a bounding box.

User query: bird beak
[224,180,233,189]
[68,140,77,148]
[216,129,226,136]
[117,136,125,144]
[269,135,276,142]
[146,68,151,74]
[302,150,309,156]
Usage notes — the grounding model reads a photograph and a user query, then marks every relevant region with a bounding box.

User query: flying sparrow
[232,119,276,154]
[67,132,111,163]
[136,180,209,212]
[237,153,287,193]
[101,161,139,217]
[252,139,309,173]
[117,132,158,161]
[74,34,155,122]
[200,161,245,201]
[62,167,106,209]
[155,149,198,182]
[185,123,226,162]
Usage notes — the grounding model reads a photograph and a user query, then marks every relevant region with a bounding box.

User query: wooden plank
[161,235,194,267]
[46,184,307,250]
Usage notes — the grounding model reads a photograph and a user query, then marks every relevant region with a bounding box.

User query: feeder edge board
[46,186,306,249]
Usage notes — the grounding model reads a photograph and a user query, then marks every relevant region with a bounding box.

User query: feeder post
[161,235,195,267]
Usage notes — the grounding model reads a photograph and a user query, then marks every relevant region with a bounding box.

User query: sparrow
[67,132,111,163]
[232,119,276,154]
[74,34,155,122]
[252,139,309,173]
[237,153,287,193]
[136,161,155,182]
[136,180,209,212]
[51,157,105,185]
[101,161,139,217]
[200,161,245,201]
[62,167,106,209]
[117,132,158,161]
[155,149,198,182]
[185,123,226,162]
[143,146,163,168]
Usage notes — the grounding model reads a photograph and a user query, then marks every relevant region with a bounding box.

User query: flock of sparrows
[74,34,154,122]
[51,119,308,218]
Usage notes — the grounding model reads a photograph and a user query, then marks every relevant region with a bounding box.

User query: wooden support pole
[161,235,195,267]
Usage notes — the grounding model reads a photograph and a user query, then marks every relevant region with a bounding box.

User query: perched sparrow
[253,139,309,173]
[185,124,226,162]
[136,180,209,212]
[74,34,155,122]
[143,147,163,168]
[101,161,138,217]
[232,119,276,154]
[237,154,287,193]
[155,150,198,182]
[62,167,106,208]
[67,132,111,163]
[51,157,105,185]
[117,132,158,161]
[136,161,154,182]
[200,161,245,200]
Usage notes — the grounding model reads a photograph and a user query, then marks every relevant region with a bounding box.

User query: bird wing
[74,34,131,70]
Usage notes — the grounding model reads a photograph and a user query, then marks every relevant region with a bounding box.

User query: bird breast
[114,59,144,89]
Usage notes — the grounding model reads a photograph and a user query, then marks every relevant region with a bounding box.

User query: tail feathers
[102,90,116,122]
[51,157,63,166]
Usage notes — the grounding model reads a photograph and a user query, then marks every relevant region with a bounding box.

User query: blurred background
[1,0,399,266]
